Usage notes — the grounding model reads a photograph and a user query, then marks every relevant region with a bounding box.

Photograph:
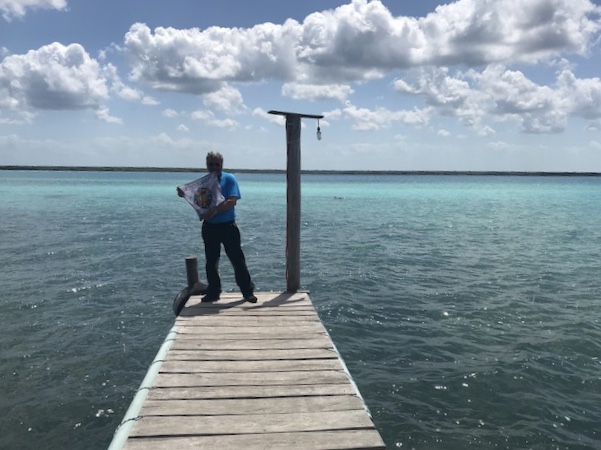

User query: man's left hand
[200,208,216,220]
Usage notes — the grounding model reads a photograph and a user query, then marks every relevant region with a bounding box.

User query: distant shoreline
[1,165,600,176]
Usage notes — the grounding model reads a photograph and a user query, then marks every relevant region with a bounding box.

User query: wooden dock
[109,291,386,450]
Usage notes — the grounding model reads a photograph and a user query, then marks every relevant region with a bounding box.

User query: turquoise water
[1,171,601,449]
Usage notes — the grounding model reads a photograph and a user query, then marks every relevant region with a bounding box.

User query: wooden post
[268,110,324,293]
[286,115,301,292]
[185,256,199,288]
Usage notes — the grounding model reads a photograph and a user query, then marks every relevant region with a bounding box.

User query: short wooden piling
[185,256,199,288]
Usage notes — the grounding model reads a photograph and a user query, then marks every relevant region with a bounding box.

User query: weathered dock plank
[129,410,376,436]
[166,348,337,360]
[123,430,386,450]
[146,384,357,400]
[171,337,333,350]
[140,395,367,415]
[152,369,351,387]
[160,358,342,373]
[109,292,386,450]
[175,323,326,335]
[176,314,321,323]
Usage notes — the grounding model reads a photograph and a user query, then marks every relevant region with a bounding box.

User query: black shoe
[244,294,258,303]
[201,293,220,302]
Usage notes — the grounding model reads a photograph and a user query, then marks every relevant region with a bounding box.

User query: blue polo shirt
[206,172,240,223]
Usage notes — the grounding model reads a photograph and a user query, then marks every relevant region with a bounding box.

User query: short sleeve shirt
[206,172,240,223]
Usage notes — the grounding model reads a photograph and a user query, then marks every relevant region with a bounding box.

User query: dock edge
[107,325,179,450]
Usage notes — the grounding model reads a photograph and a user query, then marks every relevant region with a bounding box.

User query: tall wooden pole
[268,110,324,292]
[285,115,301,292]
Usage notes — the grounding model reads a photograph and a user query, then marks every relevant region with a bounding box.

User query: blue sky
[1,0,601,171]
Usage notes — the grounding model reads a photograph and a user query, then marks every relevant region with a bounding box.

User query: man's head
[206,151,223,174]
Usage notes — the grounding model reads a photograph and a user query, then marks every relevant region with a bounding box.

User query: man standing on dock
[177,151,257,303]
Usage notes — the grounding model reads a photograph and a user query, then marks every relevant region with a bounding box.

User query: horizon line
[1,165,600,176]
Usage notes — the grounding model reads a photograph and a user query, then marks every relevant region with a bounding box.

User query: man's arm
[200,196,237,220]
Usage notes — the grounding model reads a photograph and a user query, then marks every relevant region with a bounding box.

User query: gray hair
[206,151,223,163]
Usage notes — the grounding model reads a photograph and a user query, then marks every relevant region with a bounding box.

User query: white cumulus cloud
[282,83,354,102]
[124,20,300,94]
[327,104,433,130]
[191,109,238,128]
[1,0,67,21]
[2,0,601,139]
[394,64,601,134]
[203,84,246,114]
[0,42,109,111]
[163,108,179,118]
[119,0,600,103]
[95,106,122,124]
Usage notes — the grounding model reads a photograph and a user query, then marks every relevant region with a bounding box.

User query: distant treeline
[1,165,600,176]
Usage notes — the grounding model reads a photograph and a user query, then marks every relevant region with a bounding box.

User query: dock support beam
[269,110,324,293]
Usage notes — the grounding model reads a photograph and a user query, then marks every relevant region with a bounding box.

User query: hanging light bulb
[316,119,322,140]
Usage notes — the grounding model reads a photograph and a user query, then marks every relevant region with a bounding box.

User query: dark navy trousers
[201,221,254,297]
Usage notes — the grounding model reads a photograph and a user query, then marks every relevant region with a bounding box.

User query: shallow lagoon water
[1,171,601,449]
